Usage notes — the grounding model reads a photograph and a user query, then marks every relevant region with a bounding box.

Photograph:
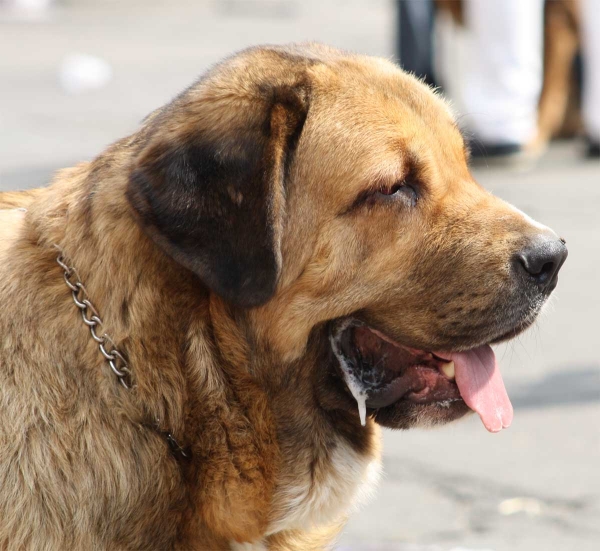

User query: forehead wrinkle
[362,135,436,190]
[362,156,406,188]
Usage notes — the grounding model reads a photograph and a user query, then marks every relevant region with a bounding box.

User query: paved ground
[1,2,599,550]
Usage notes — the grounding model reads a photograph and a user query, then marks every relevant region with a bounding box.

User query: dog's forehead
[312,56,455,124]
[297,59,467,196]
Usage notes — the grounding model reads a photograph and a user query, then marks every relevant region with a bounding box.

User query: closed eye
[374,181,418,207]
[341,179,420,215]
[378,182,406,196]
[341,159,423,216]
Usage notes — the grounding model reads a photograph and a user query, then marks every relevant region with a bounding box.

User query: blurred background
[0,1,598,550]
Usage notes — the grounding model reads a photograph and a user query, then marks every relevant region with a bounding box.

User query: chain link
[57,255,133,388]
[56,253,189,459]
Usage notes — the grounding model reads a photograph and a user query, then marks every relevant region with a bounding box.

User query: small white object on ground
[3,0,53,8]
[1,0,54,21]
[497,496,543,516]
[59,53,113,95]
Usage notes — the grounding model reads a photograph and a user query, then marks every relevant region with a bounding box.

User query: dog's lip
[356,323,468,363]
[369,327,460,362]
[489,315,537,344]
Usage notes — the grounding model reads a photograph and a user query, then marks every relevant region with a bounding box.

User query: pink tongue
[438,345,513,433]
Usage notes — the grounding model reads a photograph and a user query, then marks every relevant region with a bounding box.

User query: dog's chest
[267,439,382,535]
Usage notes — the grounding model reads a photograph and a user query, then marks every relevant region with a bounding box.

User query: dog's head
[127,44,567,432]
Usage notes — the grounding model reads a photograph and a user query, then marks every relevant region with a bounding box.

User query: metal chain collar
[57,255,133,388]
[56,252,189,460]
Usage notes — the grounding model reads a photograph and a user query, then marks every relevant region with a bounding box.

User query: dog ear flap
[127,83,309,308]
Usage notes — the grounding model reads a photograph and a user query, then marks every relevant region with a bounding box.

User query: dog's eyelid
[377,180,406,196]
[339,161,423,215]
[341,180,418,214]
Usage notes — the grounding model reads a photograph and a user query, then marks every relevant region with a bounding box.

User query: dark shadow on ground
[511,366,600,409]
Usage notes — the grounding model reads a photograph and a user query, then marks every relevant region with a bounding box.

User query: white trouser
[581,0,600,141]
[462,0,545,145]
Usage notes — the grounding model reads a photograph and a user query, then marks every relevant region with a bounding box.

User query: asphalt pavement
[1,2,598,550]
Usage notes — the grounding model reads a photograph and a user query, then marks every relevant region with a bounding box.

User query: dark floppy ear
[127,83,309,308]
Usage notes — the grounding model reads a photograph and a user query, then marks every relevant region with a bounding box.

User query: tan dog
[0,44,566,550]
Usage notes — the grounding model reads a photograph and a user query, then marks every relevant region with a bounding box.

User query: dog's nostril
[516,237,568,290]
[518,254,554,278]
[534,261,555,283]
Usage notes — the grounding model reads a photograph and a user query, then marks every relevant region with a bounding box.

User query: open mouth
[330,319,513,433]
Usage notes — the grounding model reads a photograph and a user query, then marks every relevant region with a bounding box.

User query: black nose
[516,237,568,292]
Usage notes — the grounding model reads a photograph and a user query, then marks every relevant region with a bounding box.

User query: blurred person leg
[580,0,600,157]
[397,0,437,87]
[462,0,545,161]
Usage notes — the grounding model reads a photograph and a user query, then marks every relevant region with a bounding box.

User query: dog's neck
[23,153,378,542]
[25,153,206,433]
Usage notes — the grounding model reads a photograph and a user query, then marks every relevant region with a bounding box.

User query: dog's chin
[372,398,472,430]
[489,314,538,345]
[328,313,530,431]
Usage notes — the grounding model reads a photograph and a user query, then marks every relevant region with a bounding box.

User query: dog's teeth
[441,361,455,380]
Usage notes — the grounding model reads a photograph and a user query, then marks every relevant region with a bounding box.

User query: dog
[0,44,567,550]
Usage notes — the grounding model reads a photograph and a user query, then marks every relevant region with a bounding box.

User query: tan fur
[0,44,557,550]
